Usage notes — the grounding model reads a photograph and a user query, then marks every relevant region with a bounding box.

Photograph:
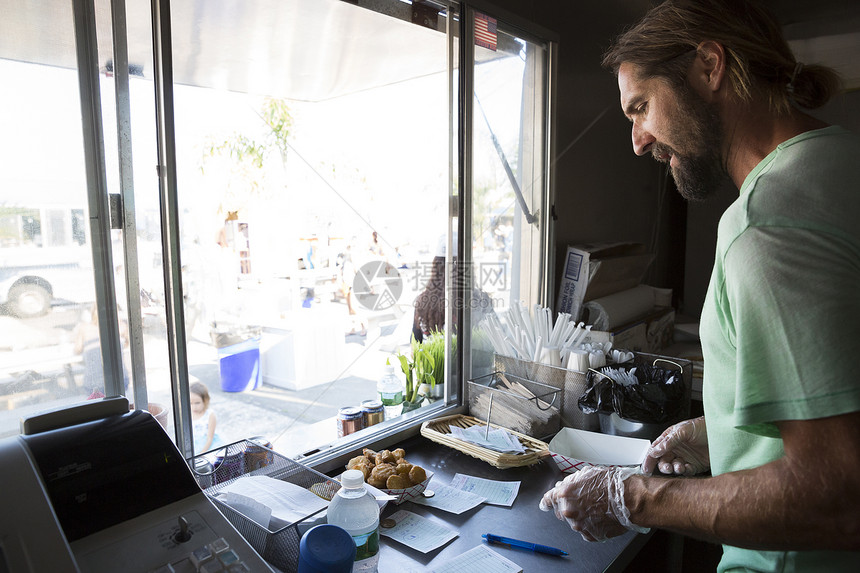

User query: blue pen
[482,533,569,556]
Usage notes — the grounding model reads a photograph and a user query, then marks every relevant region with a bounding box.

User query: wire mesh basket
[493,351,692,433]
[493,353,599,431]
[623,354,693,420]
[466,371,561,439]
[191,439,341,572]
[582,355,693,440]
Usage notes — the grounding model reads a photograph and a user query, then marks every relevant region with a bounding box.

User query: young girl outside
[190,382,224,454]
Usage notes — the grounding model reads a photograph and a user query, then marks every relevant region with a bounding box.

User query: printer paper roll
[582,285,655,331]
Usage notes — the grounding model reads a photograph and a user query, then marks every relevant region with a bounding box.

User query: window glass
[154,0,458,456]
[1,1,550,459]
[0,1,123,437]
[469,16,548,381]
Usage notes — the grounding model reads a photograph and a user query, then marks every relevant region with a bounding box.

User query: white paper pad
[216,492,273,528]
[431,545,523,573]
[449,474,520,507]
[379,509,458,553]
[216,475,328,527]
[410,483,485,514]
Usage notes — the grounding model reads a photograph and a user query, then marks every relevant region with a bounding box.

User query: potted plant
[395,331,451,410]
[394,344,421,413]
[416,332,445,401]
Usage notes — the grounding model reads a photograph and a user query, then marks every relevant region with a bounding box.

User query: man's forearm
[624,458,860,551]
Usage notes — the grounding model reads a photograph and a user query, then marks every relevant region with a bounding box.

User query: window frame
[71,0,557,469]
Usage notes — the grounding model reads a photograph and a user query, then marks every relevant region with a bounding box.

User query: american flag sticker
[474,12,497,51]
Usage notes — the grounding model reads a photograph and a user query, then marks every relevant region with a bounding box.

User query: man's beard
[653,85,729,201]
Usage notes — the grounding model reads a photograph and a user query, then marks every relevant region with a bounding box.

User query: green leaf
[395,352,415,402]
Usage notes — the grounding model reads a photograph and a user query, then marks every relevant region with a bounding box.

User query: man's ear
[692,40,726,96]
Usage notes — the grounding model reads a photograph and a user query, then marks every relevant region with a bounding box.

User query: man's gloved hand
[539,466,649,542]
[641,416,710,477]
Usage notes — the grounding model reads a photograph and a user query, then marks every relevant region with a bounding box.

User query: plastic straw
[532,336,544,363]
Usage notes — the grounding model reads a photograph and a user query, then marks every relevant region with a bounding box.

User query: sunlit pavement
[0,304,410,459]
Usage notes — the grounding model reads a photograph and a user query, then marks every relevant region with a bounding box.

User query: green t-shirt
[700,126,860,572]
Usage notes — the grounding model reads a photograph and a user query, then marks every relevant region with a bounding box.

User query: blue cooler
[217,337,261,392]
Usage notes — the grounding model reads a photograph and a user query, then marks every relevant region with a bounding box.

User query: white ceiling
[0,0,458,102]
[1,0,858,98]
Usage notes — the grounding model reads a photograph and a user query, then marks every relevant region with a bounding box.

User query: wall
[480,0,690,312]
[484,0,860,319]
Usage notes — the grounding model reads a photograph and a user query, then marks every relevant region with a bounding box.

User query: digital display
[22,410,201,542]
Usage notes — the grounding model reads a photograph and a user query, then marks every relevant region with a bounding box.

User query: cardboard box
[555,242,655,321]
[555,245,590,321]
[582,242,655,302]
[548,428,651,473]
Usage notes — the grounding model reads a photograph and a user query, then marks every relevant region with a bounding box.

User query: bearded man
[540,1,860,571]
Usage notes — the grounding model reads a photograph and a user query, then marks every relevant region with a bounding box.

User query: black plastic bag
[577,362,686,424]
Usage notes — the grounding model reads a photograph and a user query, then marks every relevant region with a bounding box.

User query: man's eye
[637,102,648,114]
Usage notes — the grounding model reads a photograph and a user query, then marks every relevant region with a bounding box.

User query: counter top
[374,434,651,572]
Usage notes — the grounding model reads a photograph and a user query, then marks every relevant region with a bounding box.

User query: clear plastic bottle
[327,469,380,572]
[377,364,403,419]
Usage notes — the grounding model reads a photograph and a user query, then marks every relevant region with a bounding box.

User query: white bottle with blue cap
[327,469,381,572]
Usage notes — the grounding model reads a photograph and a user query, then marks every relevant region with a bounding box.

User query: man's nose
[632,122,655,156]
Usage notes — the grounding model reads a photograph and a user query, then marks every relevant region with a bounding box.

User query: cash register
[0,397,274,573]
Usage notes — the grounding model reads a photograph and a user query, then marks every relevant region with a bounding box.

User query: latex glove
[641,416,710,477]
[539,466,650,542]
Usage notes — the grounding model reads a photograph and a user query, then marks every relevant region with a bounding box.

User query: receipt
[431,545,523,573]
[449,474,520,507]
[379,509,458,553]
[410,483,485,514]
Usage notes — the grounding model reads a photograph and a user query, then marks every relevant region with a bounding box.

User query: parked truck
[0,206,95,318]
